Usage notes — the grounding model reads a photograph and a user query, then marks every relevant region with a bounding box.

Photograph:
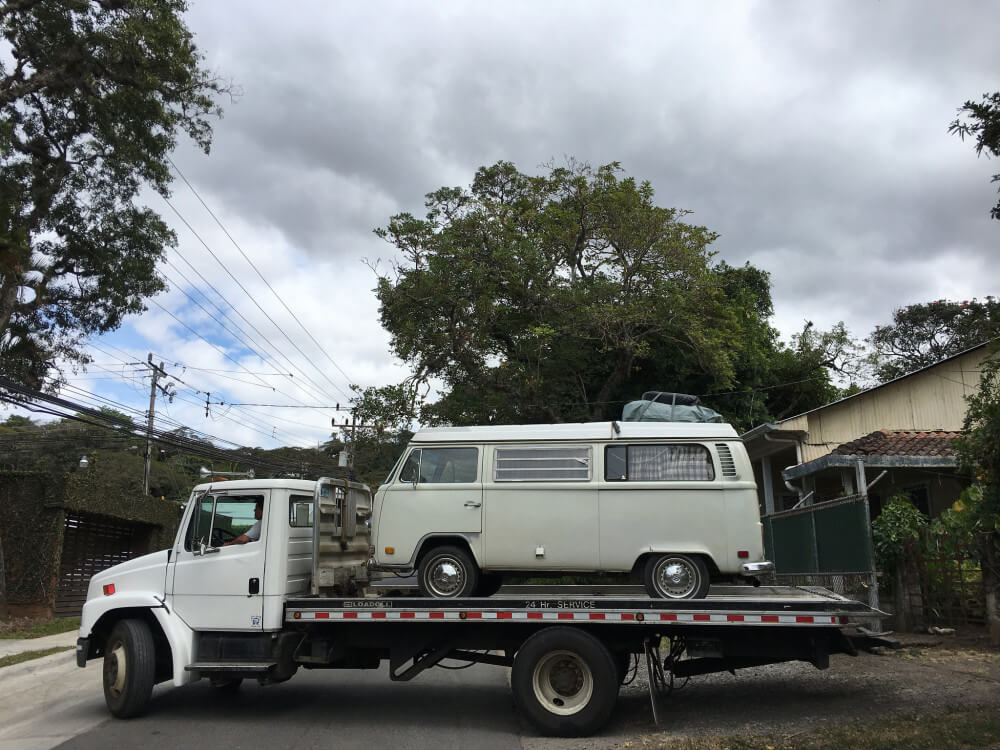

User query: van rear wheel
[644,554,710,599]
[418,545,479,598]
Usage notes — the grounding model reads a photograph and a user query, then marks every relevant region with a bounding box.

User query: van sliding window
[494,446,592,481]
[605,444,714,481]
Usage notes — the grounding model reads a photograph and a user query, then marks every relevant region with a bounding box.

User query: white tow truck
[77,476,887,737]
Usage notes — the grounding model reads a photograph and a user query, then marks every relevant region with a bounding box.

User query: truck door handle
[249,578,260,596]
[464,501,482,508]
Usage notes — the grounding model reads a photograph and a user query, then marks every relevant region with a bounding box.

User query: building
[742,343,990,519]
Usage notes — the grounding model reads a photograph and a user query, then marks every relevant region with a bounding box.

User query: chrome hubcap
[428,557,464,596]
[656,558,697,598]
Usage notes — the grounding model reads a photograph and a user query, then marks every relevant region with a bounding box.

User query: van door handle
[464,501,482,508]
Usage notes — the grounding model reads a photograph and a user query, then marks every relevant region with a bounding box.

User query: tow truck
[76,477,887,737]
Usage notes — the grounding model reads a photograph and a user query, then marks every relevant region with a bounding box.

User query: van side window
[398,447,478,484]
[605,444,715,481]
[495,446,592,481]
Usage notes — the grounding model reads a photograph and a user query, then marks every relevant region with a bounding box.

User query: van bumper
[739,561,775,576]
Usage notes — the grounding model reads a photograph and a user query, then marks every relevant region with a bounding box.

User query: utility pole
[142,354,175,497]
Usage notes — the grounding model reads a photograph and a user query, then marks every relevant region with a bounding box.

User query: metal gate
[763,494,880,622]
[55,512,148,617]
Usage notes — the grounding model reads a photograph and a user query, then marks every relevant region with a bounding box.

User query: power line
[168,156,357,389]
[161,194,353,401]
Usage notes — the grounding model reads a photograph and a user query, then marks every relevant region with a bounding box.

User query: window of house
[605,444,715,481]
[494,446,592,481]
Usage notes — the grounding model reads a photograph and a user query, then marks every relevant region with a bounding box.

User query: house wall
[796,348,985,463]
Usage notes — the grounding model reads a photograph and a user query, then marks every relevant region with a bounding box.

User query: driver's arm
[224,533,251,546]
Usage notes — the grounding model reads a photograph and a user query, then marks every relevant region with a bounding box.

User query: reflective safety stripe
[289,610,839,625]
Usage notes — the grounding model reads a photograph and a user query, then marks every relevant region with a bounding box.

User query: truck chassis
[81,585,886,737]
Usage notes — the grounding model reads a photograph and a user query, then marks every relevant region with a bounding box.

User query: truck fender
[81,592,197,688]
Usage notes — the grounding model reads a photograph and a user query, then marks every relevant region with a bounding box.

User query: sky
[9,0,998,452]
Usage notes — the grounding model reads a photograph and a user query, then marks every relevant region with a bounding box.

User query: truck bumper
[739,561,775,576]
[76,637,90,668]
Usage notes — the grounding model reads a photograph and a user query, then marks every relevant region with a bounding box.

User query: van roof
[410,421,738,443]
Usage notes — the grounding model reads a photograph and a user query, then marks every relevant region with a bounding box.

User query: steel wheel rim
[426,555,465,597]
[105,642,127,696]
[531,650,593,716]
[654,557,698,598]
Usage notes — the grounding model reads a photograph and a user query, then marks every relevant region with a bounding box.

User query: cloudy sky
[15,0,998,451]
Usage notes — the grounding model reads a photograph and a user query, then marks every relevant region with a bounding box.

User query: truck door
[167,490,268,631]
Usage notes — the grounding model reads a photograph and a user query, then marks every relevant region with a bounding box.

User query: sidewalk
[0,630,78,661]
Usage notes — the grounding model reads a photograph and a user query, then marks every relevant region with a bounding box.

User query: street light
[198,466,255,479]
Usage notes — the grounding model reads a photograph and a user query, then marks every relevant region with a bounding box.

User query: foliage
[0,646,72,669]
[374,160,845,429]
[0,0,229,387]
[950,91,1000,220]
[872,495,927,570]
[866,298,1000,382]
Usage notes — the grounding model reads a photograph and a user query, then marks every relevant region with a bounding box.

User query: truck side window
[289,494,314,527]
[604,444,715,481]
[398,447,478,484]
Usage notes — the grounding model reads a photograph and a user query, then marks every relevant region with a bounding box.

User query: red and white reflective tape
[291,610,841,625]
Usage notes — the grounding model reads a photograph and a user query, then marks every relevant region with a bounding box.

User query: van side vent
[716,444,738,478]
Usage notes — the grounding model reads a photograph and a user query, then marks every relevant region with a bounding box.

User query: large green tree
[955,350,1000,644]
[374,161,843,429]
[0,0,228,387]
[867,298,1000,382]
[950,91,1000,220]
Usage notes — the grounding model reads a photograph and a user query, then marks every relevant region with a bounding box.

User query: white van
[371,421,773,599]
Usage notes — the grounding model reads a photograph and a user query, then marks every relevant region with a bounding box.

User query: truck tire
[103,619,156,718]
[643,553,710,599]
[417,545,479,598]
[511,627,619,736]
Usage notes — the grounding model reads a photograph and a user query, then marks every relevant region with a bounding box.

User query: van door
[167,490,267,631]
[374,446,482,567]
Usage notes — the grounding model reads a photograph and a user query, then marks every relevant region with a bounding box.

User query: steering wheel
[211,527,237,546]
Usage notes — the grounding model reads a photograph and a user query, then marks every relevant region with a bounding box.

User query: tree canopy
[866,298,1000,382]
[373,160,845,430]
[950,91,1000,220]
[0,0,228,388]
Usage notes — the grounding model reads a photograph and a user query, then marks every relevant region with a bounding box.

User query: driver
[223,499,263,546]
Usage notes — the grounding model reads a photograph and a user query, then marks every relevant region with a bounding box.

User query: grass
[0,616,80,640]
[0,646,74,670]
[632,710,1000,750]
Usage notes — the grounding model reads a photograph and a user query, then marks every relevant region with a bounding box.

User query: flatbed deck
[286,585,881,627]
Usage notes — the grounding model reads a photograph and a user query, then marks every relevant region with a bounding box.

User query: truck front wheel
[103,619,156,718]
[511,627,619,736]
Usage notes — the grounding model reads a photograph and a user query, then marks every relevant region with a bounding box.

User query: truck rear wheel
[511,627,619,736]
[103,619,156,718]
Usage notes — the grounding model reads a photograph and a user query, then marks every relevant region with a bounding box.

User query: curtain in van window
[627,445,714,481]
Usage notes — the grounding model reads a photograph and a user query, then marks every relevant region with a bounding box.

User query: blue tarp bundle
[621,391,723,423]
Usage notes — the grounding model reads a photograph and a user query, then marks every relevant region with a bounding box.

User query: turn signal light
[384,547,395,555]
[737,550,749,559]
[102,584,116,596]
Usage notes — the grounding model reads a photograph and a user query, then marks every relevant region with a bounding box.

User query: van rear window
[605,444,715,481]
[494,447,591,481]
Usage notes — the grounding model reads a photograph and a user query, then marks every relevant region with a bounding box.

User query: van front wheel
[418,545,479,598]
[644,554,710,599]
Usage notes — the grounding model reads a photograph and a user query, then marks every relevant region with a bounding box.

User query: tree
[950,91,1000,220]
[867,298,1000,382]
[375,161,753,425]
[954,350,1000,645]
[0,0,228,388]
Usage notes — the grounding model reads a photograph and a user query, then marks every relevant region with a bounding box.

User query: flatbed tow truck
[76,478,888,737]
